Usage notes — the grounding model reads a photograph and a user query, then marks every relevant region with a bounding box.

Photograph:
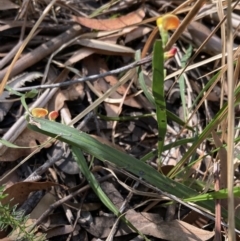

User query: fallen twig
[13,55,152,92]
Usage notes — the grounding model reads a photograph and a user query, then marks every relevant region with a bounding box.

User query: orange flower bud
[164,47,177,59]
[48,111,59,121]
[31,108,48,118]
[156,14,180,31]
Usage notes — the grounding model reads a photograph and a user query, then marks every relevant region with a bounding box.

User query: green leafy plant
[0,186,45,241]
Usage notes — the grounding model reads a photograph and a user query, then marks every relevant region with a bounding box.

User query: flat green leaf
[152,40,166,157]
[179,45,192,120]
[135,50,155,106]
[0,139,33,148]
[27,117,240,228]
[184,187,240,202]
[135,50,194,132]
[72,146,147,239]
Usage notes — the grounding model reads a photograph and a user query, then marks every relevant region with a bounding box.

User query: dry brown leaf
[77,38,135,54]
[101,26,137,42]
[72,8,145,31]
[95,181,214,241]
[0,128,51,162]
[104,102,120,117]
[0,170,19,187]
[99,60,129,95]
[84,56,129,95]
[30,192,56,219]
[187,21,223,55]
[46,225,77,239]
[125,26,152,43]
[64,47,95,65]
[182,210,210,229]
[86,213,214,241]
[0,0,19,10]
[83,56,143,109]
[1,181,60,207]
[48,83,85,111]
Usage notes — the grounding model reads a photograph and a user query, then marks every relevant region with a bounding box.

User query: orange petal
[48,111,59,121]
[156,14,180,31]
[31,108,48,118]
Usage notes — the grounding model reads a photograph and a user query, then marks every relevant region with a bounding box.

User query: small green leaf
[25,89,38,98]
[152,40,166,158]
[183,187,240,202]
[0,139,29,148]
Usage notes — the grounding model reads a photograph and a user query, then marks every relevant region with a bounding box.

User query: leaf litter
[0,0,240,240]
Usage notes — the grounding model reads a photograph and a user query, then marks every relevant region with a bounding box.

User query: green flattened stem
[26,117,240,228]
[152,40,166,160]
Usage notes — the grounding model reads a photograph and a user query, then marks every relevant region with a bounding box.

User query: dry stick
[13,56,152,91]
[0,26,81,155]
[0,70,69,181]
[0,25,81,84]
[226,0,236,239]
[13,0,204,93]
[12,2,205,92]
[0,0,58,94]
[0,41,23,70]
[0,16,27,69]
[214,162,222,241]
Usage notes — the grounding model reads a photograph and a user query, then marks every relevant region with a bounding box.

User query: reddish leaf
[72,8,145,31]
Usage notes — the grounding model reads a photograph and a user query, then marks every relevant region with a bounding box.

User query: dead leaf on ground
[0,169,20,190]
[0,0,19,10]
[83,56,143,110]
[72,8,145,31]
[30,192,56,219]
[77,38,135,54]
[2,181,60,207]
[125,26,152,43]
[0,128,51,162]
[96,181,214,241]
[46,225,79,239]
[86,213,214,241]
[64,47,95,65]
[104,102,120,118]
[48,82,85,111]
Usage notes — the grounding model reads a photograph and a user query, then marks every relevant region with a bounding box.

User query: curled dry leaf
[72,8,145,31]
[1,181,60,207]
[0,128,51,162]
